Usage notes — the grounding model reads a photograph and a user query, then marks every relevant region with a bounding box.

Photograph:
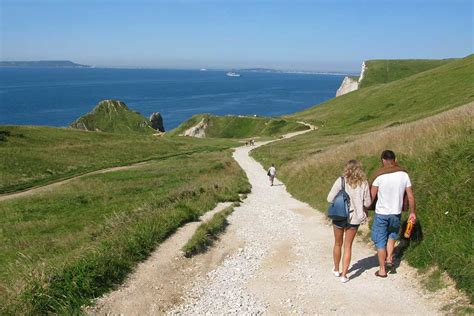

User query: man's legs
[386,238,396,264]
[372,214,389,276]
[386,215,401,265]
[376,248,387,276]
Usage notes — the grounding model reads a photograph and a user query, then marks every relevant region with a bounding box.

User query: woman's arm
[327,178,341,203]
[363,181,372,208]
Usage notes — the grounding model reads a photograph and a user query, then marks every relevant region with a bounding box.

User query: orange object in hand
[404,217,415,239]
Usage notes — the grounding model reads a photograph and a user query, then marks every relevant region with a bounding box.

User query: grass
[0,125,238,194]
[254,102,474,301]
[257,55,474,166]
[421,269,447,293]
[70,100,156,134]
[168,114,309,138]
[359,58,456,88]
[182,204,236,257]
[0,150,251,314]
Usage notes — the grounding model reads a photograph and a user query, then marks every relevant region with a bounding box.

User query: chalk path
[91,126,444,315]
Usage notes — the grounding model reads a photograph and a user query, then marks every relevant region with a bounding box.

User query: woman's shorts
[333,219,359,230]
[371,214,401,249]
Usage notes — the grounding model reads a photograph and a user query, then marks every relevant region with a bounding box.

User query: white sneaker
[332,268,340,277]
[340,276,349,283]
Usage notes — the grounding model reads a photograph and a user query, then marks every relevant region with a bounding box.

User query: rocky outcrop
[149,112,165,132]
[336,77,359,97]
[69,100,155,134]
[335,61,367,97]
[180,118,208,138]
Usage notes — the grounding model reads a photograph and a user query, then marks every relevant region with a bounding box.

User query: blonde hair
[343,160,367,188]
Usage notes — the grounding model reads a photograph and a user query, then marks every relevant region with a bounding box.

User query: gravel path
[90,126,448,315]
[168,136,441,315]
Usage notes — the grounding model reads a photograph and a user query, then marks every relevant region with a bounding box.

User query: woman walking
[267,163,276,186]
[327,160,371,283]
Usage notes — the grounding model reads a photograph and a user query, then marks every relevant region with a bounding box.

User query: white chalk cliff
[335,61,367,97]
[180,118,208,138]
[335,77,359,97]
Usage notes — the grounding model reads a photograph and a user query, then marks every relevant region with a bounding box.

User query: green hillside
[359,58,456,88]
[0,125,247,313]
[0,125,237,194]
[70,100,155,134]
[169,114,308,138]
[1,150,250,314]
[253,55,474,301]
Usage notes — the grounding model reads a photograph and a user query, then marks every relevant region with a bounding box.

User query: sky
[1,0,472,72]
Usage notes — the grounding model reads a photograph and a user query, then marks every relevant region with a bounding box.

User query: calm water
[0,68,343,130]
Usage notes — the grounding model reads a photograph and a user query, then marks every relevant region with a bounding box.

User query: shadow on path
[348,254,379,280]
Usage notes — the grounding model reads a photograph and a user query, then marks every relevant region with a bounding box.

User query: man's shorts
[371,214,401,249]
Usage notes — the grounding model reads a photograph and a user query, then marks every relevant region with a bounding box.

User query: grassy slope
[70,100,155,134]
[253,55,474,300]
[0,125,237,194]
[1,150,250,313]
[266,55,474,166]
[359,58,455,88]
[169,114,309,138]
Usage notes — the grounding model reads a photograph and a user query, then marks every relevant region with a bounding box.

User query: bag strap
[340,176,345,191]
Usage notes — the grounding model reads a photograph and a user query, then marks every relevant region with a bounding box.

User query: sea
[0,68,344,130]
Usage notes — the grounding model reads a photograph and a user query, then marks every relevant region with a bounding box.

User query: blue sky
[1,0,472,71]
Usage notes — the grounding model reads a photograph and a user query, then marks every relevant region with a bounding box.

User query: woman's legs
[341,227,358,278]
[333,225,344,272]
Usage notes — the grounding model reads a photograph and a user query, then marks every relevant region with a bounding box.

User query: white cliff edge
[180,118,208,138]
[335,61,367,97]
[335,77,359,97]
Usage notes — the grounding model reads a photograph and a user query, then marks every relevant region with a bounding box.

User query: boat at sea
[200,68,207,71]
[226,71,241,77]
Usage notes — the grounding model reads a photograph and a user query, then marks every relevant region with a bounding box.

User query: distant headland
[0,60,90,68]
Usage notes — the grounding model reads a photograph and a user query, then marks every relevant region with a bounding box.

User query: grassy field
[0,149,250,314]
[359,58,455,88]
[70,100,156,134]
[182,204,236,257]
[252,54,474,302]
[0,125,238,194]
[169,114,309,138]
[260,55,474,166]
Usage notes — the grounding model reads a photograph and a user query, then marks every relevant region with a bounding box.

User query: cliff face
[149,112,165,132]
[335,61,366,97]
[180,118,208,137]
[335,77,359,97]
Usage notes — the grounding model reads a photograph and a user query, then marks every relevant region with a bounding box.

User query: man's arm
[370,185,378,202]
[406,186,416,220]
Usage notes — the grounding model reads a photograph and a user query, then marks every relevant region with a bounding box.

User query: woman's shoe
[332,268,341,277]
[340,276,349,283]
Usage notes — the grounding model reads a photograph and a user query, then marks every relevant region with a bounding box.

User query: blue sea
[0,68,344,130]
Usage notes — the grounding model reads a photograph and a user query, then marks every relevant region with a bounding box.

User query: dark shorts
[371,214,401,249]
[333,219,359,230]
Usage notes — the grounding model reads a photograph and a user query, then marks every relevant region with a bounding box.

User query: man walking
[370,150,416,277]
[267,163,276,186]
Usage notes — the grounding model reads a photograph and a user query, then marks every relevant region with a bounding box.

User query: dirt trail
[0,162,151,202]
[90,124,451,314]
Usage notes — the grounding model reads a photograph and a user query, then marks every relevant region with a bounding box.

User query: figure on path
[370,150,416,278]
[327,160,371,283]
[267,164,276,186]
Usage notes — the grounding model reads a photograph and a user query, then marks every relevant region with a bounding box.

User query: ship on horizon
[226,71,241,77]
